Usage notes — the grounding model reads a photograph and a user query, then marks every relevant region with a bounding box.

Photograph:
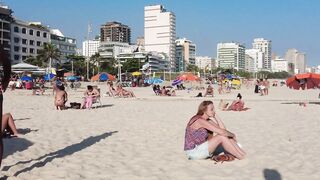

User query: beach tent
[91,72,116,81]
[20,75,33,81]
[43,73,55,81]
[12,62,45,74]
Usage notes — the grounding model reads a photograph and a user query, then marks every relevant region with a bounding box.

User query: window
[22,47,27,53]
[14,26,19,33]
[22,56,27,60]
[37,41,41,46]
[43,32,47,38]
[14,55,20,60]
[22,39,27,45]
[29,40,34,45]
[29,29,34,35]
[14,37,20,43]
[22,28,26,34]
[30,48,34,54]
[14,46,19,52]
[36,31,40,37]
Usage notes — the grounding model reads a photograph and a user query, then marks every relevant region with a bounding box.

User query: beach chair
[92,88,102,108]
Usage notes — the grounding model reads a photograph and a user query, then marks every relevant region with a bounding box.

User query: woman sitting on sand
[225,93,245,111]
[81,85,100,109]
[184,101,245,162]
[116,84,135,97]
[2,113,19,137]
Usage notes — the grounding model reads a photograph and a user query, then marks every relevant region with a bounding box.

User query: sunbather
[225,93,245,111]
[81,85,100,109]
[2,113,19,137]
[184,101,245,161]
[204,85,214,97]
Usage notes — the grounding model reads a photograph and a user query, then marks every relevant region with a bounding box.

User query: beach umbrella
[91,72,116,81]
[21,75,33,81]
[64,72,74,77]
[177,73,200,81]
[43,73,55,81]
[172,79,183,86]
[66,76,78,81]
[132,71,142,76]
[145,78,163,84]
[286,73,320,90]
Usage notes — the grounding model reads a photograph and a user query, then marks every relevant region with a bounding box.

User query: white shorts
[185,141,210,160]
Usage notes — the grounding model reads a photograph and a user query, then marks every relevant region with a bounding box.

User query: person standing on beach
[0,45,11,167]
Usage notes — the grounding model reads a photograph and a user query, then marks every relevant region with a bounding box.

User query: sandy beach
[1,82,320,179]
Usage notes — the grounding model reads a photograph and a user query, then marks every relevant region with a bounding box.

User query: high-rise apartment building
[252,38,271,70]
[11,20,50,64]
[144,5,176,71]
[271,56,288,72]
[100,21,131,43]
[195,56,215,71]
[284,48,306,74]
[245,49,264,72]
[175,38,196,72]
[0,5,13,56]
[82,39,100,57]
[50,29,77,64]
[217,42,245,70]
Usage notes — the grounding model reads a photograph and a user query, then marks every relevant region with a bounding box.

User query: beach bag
[70,102,81,109]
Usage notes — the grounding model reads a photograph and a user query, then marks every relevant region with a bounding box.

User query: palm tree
[37,43,61,72]
[90,52,101,75]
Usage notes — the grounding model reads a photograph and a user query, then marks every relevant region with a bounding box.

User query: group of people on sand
[254,78,270,96]
[152,85,176,96]
[107,81,135,98]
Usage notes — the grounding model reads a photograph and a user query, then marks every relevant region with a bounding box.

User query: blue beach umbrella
[21,75,33,81]
[43,73,55,81]
[66,76,78,81]
[172,79,183,86]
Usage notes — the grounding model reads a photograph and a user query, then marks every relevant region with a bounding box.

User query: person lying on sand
[225,93,245,111]
[184,101,245,162]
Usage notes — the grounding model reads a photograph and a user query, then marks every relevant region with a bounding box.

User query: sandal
[211,154,235,163]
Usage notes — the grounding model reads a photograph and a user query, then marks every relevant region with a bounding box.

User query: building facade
[50,29,77,64]
[11,20,50,64]
[284,48,306,74]
[217,42,245,70]
[252,38,271,70]
[245,49,264,72]
[82,39,100,57]
[98,41,134,59]
[144,5,176,71]
[100,21,131,43]
[271,57,288,72]
[0,5,13,56]
[195,56,215,71]
[175,38,196,72]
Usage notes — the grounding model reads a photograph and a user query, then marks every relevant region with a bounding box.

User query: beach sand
[1,82,320,179]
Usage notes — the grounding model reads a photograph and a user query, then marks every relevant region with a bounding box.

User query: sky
[5,0,320,66]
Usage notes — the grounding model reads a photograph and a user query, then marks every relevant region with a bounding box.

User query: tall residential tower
[144,5,176,71]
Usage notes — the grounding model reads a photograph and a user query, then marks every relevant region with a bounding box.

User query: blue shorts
[185,141,210,160]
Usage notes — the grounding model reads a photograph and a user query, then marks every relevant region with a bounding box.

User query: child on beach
[184,101,245,162]
[2,113,19,137]
[54,85,68,110]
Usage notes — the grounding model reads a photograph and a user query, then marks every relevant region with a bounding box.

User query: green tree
[37,43,61,69]
[24,56,44,67]
[122,59,140,72]
[65,54,86,76]
[90,53,102,75]
[186,64,199,72]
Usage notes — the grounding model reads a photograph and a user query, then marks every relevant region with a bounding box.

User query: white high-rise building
[284,48,306,73]
[144,5,176,71]
[245,49,264,72]
[82,40,100,57]
[252,38,271,70]
[195,56,215,71]
[271,57,288,72]
[217,42,245,70]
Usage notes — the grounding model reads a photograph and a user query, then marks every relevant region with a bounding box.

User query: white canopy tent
[11,62,46,74]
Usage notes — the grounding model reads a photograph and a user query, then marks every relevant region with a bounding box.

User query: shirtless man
[55,85,68,110]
